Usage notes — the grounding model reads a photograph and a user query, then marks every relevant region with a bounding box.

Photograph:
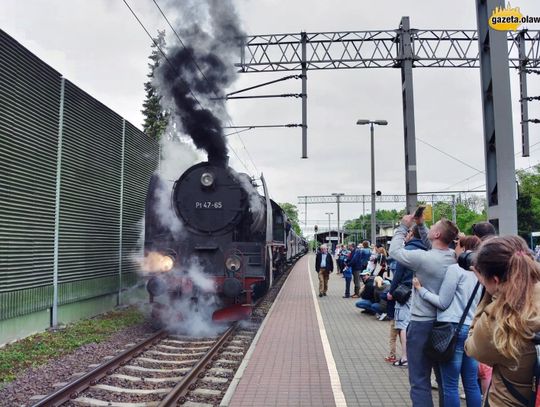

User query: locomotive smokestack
[155,0,244,165]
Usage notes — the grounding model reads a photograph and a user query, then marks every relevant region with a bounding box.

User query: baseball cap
[360,269,371,276]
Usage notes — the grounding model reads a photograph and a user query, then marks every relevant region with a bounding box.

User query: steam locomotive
[143,160,307,325]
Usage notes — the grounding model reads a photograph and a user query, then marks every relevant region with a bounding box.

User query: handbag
[424,282,480,363]
[393,283,412,304]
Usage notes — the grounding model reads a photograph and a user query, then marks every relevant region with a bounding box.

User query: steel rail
[158,323,238,406]
[31,329,167,407]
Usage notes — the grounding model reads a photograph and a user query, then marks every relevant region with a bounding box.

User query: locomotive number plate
[195,201,223,209]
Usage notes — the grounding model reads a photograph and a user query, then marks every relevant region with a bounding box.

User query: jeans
[344,277,352,297]
[437,324,482,407]
[355,299,380,314]
[407,320,436,407]
[386,299,395,319]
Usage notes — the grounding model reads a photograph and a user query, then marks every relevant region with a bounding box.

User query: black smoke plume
[156,0,245,166]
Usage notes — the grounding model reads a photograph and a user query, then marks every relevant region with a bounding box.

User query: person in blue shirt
[387,226,427,366]
[349,241,372,298]
[343,265,353,298]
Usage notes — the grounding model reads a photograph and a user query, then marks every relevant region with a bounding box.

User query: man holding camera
[389,210,459,407]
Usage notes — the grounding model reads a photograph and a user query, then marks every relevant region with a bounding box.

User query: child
[343,266,352,298]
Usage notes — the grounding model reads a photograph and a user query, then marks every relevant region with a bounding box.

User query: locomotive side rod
[158,322,238,406]
[31,329,167,407]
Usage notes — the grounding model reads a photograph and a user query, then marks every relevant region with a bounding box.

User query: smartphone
[414,206,426,218]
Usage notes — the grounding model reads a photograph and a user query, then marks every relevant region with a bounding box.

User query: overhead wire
[122,0,204,111]
[465,161,540,192]
[122,0,253,174]
[441,140,540,191]
[417,137,484,173]
[150,0,260,175]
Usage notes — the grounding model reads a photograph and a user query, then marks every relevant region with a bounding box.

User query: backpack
[498,332,540,407]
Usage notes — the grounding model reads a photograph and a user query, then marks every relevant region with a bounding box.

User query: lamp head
[374,120,388,126]
[356,119,370,125]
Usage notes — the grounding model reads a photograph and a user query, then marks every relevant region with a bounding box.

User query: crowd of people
[315,215,540,407]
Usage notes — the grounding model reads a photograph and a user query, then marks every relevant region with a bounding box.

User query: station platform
[222,254,423,407]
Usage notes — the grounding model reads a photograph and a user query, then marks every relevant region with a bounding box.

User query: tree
[343,208,405,243]
[430,200,486,235]
[279,202,302,236]
[342,199,487,241]
[517,165,540,242]
[142,30,169,140]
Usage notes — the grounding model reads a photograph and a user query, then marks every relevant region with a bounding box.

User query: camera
[458,250,476,270]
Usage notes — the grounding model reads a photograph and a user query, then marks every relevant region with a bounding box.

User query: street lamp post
[325,212,333,249]
[356,119,388,246]
[332,192,344,245]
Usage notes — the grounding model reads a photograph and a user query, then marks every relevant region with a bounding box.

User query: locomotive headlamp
[161,255,175,272]
[200,172,215,187]
[225,255,241,272]
[141,252,175,273]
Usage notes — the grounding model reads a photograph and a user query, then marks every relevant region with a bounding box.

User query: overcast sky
[3,0,540,235]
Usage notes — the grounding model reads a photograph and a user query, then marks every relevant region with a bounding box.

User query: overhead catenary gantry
[298,193,467,237]
[236,13,540,234]
[298,193,461,220]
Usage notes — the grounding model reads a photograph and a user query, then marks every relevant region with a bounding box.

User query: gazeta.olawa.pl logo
[489,3,540,31]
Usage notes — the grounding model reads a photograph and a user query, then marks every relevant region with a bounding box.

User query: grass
[0,307,144,386]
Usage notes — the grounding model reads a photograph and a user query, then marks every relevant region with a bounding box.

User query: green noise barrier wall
[0,29,159,321]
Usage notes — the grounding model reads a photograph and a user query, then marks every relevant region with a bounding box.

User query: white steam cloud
[158,261,226,337]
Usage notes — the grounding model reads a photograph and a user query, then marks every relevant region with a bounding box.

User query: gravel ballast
[0,322,155,407]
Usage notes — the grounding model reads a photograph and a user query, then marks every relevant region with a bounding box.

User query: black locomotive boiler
[143,160,307,325]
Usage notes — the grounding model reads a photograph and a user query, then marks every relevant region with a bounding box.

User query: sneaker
[393,359,408,367]
[351,294,359,298]
[343,295,350,298]
[319,293,323,297]
[323,293,327,296]
[378,313,387,321]
[384,356,397,363]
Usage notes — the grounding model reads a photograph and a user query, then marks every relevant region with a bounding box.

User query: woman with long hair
[465,235,540,406]
[374,244,388,278]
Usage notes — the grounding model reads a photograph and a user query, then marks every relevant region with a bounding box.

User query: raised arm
[416,267,459,310]
[417,223,431,250]
[389,221,425,271]
[389,263,405,293]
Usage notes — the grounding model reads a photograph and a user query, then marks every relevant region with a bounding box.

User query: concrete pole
[336,196,341,245]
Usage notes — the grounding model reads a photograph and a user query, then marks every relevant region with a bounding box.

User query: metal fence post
[118,119,126,306]
[52,77,65,327]
[301,31,308,159]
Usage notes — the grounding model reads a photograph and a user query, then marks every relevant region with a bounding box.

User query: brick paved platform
[227,255,337,407]
[225,254,453,407]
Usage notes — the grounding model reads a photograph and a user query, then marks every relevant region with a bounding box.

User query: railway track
[30,258,298,407]
[31,323,257,407]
